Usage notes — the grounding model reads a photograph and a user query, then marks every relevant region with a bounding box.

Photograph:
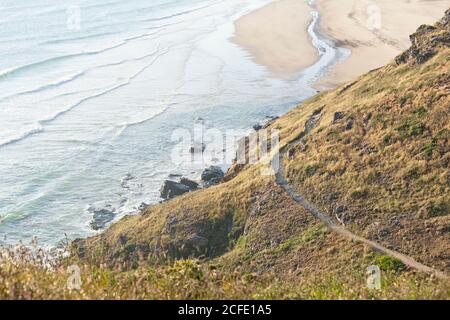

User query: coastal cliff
[74,9,449,272]
[1,10,449,299]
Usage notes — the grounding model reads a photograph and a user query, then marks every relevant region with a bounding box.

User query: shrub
[350,189,369,200]
[395,119,426,138]
[422,140,437,159]
[398,93,414,106]
[383,133,393,145]
[374,255,406,272]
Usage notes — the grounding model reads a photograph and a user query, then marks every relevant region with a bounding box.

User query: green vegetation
[277,225,327,253]
[395,118,426,138]
[1,11,449,300]
[1,249,448,300]
[374,255,406,272]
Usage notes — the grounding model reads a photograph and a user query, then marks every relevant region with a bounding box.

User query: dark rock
[253,123,263,131]
[201,166,224,185]
[345,120,354,131]
[180,177,199,190]
[160,180,192,199]
[247,116,278,132]
[288,148,296,159]
[411,48,435,64]
[263,115,279,127]
[88,204,116,230]
[395,11,450,65]
[441,9,450,27]
[305,110,322,133]
[333,112,345,123]
[203,178,222,188]
[254,116,279,131]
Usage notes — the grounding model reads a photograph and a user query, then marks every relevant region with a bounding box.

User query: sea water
[0,0,347,246]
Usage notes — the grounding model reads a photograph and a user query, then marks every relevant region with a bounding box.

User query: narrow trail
[273,112,449,280]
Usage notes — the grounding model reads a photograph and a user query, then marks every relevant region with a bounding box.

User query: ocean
[0,0,347,247]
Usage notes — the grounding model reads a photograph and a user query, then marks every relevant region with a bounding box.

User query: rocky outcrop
[160,177,200,200]
[441,8,450,27]
[88,204,116,230]
[333,112,345,123]
[159,168,224,200]
[160,180,193,199]
[201,166,224,186]
[253,123,263,131]
[253,115,280,132]
[72,10,450,281]
[180,177,199,190]
[395,9,450,65]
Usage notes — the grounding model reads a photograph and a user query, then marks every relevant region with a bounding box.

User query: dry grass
[282,48,450,272]
[1,247,449,300]
[1,12,449,300]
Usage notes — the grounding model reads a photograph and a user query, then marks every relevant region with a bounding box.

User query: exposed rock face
[305,109,322,134]
[254,116,280,132]
[395,9,450,65]
[180,177,199,190]
[333,112,345,123]
[345,119,354,131]
[88,204,116,230]
[201,166,224,186]
[441,8,450,27]
[160,177,200,200]
[73,10,450,278]
[160,180,192,199]
[253,123,263,131]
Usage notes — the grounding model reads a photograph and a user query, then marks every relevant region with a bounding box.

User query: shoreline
[232,0,450,86]
[315,0,450,87]
[231,0,319,78]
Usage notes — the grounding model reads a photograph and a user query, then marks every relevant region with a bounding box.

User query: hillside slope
[74,9,449,276]
[2,9,448,300]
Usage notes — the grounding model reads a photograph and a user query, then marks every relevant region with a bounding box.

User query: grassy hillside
[1,10,449,299]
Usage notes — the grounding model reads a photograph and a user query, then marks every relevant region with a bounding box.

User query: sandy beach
[233,0,449,85]
[316,0,450,87]
[231,0,318,77]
